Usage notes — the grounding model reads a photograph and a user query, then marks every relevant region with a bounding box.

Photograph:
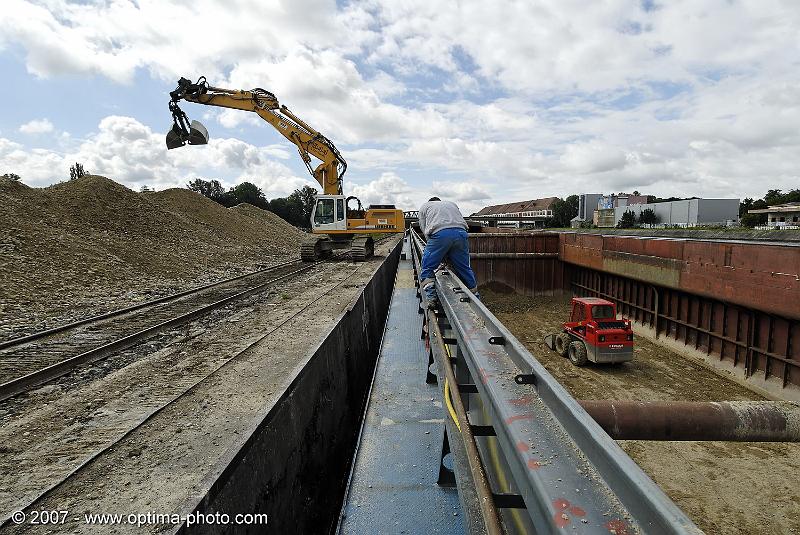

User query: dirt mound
[0,176,305,338]
[230,203,303,248]
[44,175,169,233]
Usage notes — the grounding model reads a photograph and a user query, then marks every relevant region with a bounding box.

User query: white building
[748,202,800,229]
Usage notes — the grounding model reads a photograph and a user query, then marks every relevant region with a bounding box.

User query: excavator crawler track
[300,236,331,262]
[350,236,374,262]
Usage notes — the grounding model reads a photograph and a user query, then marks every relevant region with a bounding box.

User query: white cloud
[216,109,264,130]
[0,0,346,83]
[346,172,418,211]
[431,181,490,202]
[561,142,628,174]
[18,118,54,134]
[2,1,800,205]
[0,115,311,196]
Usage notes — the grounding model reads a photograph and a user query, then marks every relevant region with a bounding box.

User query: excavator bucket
[187,120,209,145]
[166,124,186,150]
[166,120,209,150]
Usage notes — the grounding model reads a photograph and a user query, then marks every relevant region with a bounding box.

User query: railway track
[0,254,343,402]
[0,242,392,530]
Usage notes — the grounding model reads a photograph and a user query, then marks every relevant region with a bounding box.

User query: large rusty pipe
[579,400,800,442]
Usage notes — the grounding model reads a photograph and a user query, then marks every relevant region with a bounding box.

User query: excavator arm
[166,76,346,195]
[165,76,403,263]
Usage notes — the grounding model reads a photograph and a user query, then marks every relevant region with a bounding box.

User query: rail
[0,259,298,350]
[408,228,702,534]
[0,237,396,402]
[0,246,393,529]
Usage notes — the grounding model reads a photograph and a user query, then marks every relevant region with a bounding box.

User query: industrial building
[748,202,800,229]
[571,193,602,227]
[472,197,558,227]
[615,198,740,228]
[592,192,650,227]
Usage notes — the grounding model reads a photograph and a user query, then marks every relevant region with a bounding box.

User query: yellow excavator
[165,76,403,261]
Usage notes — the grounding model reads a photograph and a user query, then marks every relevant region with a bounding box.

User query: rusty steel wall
[466,230,799,390]
[469,233,563,296]
[570,265,800,389]
[560,233,800,321]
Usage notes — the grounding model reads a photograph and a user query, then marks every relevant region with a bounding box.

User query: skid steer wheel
[555,333,571,357]
[568,341,589,367]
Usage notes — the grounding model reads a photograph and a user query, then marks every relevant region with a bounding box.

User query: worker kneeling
[419,197,478,308]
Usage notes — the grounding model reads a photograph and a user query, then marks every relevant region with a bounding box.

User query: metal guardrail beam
[408,229,702,535]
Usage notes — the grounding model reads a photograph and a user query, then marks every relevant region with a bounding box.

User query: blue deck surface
[338,240,464,534]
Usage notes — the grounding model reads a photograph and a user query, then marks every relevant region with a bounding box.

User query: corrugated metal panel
[570,265,800,390]
[469,233,562,296]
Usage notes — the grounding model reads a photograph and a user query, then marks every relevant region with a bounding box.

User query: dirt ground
[481,290,800,535]
[0,175,304,339]
[2,237,400,534]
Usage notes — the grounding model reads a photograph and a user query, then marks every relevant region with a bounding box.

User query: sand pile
[0,175,304,337]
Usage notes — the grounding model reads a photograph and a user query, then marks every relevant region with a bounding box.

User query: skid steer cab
[544,297,634,366]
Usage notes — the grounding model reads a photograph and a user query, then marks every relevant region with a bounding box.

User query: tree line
[187,178,317,228]
[616,208,658,228]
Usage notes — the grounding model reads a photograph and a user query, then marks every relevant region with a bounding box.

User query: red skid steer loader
[544,297,634,367]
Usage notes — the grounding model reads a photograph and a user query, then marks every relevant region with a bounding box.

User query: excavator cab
[312,195,348,232]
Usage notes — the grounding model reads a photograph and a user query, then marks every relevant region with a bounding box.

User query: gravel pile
[0,175,305,338]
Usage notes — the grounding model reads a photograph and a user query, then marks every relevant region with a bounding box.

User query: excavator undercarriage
[299,235,374,262]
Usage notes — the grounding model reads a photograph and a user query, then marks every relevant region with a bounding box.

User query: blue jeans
[421,228,478,301]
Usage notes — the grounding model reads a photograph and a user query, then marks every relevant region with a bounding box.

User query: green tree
[230,181,269,209]
[565,194,579,216]
[286,185,318,227]
[741,199,768,226]
[187,178,231,205]
[638,207,658,227]
[739,197,754,217]
[548,196,579,227]
[266,197,295,223]
[764,189,784,206]
[1,173,20,181]
[69,162,86,181]
[617,210,636,228]
[740,213,763,228]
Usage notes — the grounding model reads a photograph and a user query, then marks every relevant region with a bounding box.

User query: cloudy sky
[1,1,798,213]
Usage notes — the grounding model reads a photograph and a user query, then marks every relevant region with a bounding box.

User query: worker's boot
[423,281,440,310]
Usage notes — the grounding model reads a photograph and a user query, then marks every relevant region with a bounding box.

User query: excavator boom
[165,76,402,262]
[167,76,345,195]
